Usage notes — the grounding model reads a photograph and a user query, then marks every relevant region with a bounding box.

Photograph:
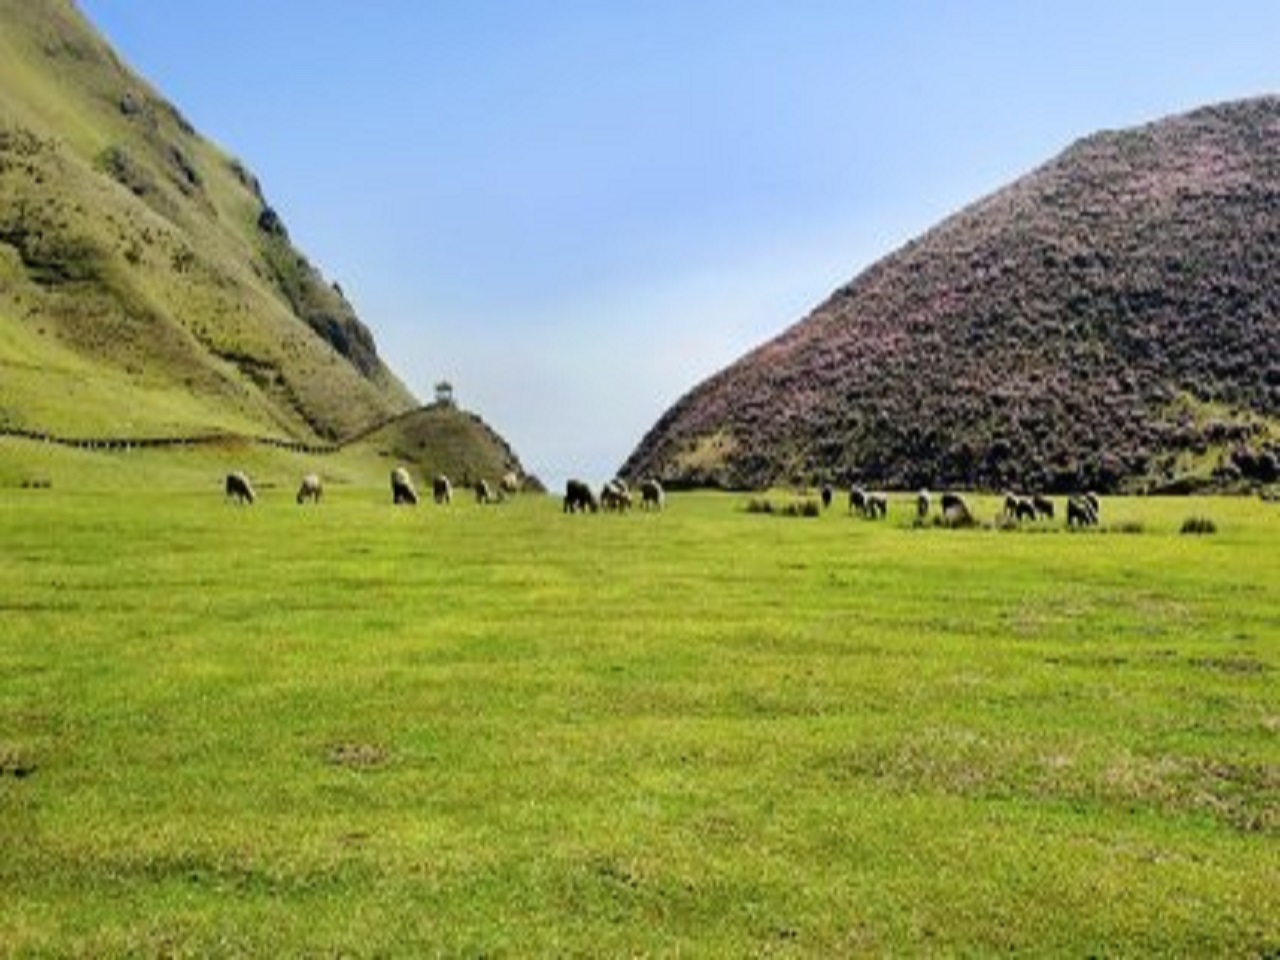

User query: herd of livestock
[222,467,525,507]
[224,468,1102,528]
[840,485,1103,528]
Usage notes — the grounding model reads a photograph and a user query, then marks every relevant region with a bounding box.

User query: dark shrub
[1257,451,1279,483]
[1108,521,1146,535]
[1180,516,1217,535]
[780,500,821,518]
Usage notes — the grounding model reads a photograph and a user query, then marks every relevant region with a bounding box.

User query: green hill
[0,1,532,489]
[0,0,414,442]
[353,403,540,492]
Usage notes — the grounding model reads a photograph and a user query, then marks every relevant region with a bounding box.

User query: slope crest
[0,0,415,442]
[622,96,1280,493]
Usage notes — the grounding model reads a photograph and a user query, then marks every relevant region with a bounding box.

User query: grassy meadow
[0,468,1277,955]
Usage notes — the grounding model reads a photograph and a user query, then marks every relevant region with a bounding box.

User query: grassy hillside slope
[0,0,416,442]
[0,401,535,499]
[353,402,538,491]
[623,97,1279,494]
[0,415,533,503]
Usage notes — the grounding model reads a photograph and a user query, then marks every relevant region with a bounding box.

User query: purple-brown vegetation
[622,97,1279,492]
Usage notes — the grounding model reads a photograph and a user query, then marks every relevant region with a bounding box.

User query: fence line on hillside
[0,425,348,455]
[0,402,493,458]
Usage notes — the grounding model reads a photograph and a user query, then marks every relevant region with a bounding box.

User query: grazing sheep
[391,466,419,505]
[640,478,665,511]
[296,473,323,505]
[1083,491,1100,519]
[916,489,931,520]
[1067,496,1097,528]
[820,484,833,510]
[475,479,494,504]
[1032,494,1055,520]
[433,475,453,505]
[500,472,520,497]
[564,478,598,514]
[1002,492,1020,520]
[225,470,255,505]
[848,486,868,515]
[849,486,885,519]
[601,478,633,512]
[1003,493,1036,523]
[940,492,974,527]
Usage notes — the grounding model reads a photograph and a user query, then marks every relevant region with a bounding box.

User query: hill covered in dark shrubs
[622,97,1279,493]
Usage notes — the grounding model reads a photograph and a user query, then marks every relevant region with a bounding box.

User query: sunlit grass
[0,487,1276,954]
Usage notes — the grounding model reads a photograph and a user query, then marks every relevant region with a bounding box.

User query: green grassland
[1,473,1276,955]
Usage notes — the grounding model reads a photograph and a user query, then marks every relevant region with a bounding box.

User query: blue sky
[79,1,1278,485]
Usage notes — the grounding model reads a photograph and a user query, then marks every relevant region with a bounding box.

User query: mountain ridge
[621,96,1279,493]
[0,0,415,443]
